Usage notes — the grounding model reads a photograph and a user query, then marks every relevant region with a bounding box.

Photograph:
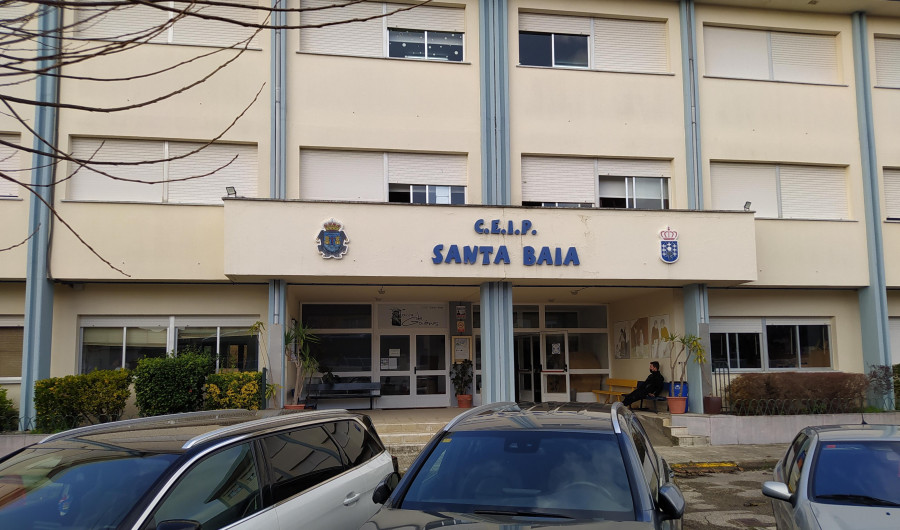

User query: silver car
[0,409,395,529]
[761,424,900,530]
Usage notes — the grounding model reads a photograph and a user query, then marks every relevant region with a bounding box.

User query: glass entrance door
[541,332,569,402]
[378,333,449,408]
[514,333,541,402]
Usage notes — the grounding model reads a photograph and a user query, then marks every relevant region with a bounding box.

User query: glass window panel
[519,32,552,66]
[545,306,607,328]
[263,427,343,503]
[811,441,900,503]
[544,373,567,394]
[125,326,167,370]
[411,185,427,204]
[389,29,425,59]
[798,325,830,368]
[710,333,728,366]
[147,443,261,530]
[380,335,410,371]
[567,333,608,369]
[303,304,372,329]
[544,334,566,371]
[569,373,603,394]
[416,375,446,395]
[632,177,668,209]
[598,176,627,208]
[177,326,217,357]
[474,335,481,370]
[82,327,123,373]
[512,305,540,328]
[388,183,411,203]
[219,327,259,372]
[0,327,23,378]
[433,186,451,204]
[416,335,445,371]
[324,420,380,467]
[380,375,410,396]
[766,325,797,368]
[554,34,588,67]
[309,333,372,372]
[427,31,463,61]
[450,186,465,204]
[736,333,762,369]
[427,186,437,204]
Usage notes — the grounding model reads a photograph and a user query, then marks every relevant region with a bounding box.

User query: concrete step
[373,422,446,434]
[380,432,437,445]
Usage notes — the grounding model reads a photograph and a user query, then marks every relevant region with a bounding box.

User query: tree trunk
[293,364,302,405]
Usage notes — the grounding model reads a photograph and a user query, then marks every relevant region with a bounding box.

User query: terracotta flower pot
[456,394,473,408]
[666,396,687,414]
[283,404,306,410]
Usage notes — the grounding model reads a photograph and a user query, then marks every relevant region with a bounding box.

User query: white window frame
[597,175,670,209]
[0,317,24,383]
[519,30,591,69]
[386,28,464,62]
[710,317,833,372]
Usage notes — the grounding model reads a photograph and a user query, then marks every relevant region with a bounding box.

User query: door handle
[414,366,417,374]
[564,364,568,373]
[343,492,361,506]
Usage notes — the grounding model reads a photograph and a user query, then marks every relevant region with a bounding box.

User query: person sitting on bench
[622,361,665,407]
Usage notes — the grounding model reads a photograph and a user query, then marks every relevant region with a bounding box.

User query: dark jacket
[643,371,665,395]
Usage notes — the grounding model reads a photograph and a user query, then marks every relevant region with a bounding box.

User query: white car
[0,409,395,530]
[761,424,900,530]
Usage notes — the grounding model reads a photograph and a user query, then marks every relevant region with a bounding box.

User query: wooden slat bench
[592,378,639,404]
[306,382,381,410]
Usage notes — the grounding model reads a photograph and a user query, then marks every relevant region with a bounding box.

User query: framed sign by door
[453,336,472,362]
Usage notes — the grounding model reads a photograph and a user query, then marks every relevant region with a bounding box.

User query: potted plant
[662,332,707,414]
[284,320,320,408]
[450,359,473,408]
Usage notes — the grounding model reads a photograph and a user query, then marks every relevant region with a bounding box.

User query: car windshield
[400,430,635,521]
[0,446,179,529]
[811,440,900,506]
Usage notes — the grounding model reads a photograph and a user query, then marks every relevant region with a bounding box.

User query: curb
[672,459,777,474]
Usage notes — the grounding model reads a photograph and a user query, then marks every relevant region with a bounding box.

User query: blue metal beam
[479,0,510,206]
[480,282,514,403]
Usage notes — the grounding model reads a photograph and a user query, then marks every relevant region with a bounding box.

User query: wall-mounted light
[743,201,752,211]
[226,186,236,197]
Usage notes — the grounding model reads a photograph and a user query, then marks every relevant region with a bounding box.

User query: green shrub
[728,372,869,405]
[203,371,263,411]
[133,349,214,417]
[0,388,18,432]
[33,370,132,432]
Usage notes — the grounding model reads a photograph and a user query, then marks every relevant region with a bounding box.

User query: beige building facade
[1,0,899,415]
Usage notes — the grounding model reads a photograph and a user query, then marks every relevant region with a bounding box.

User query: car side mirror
[372,471,401,505]
[157,520,201,530]
[762,481,793,502]
[658,483,685,520]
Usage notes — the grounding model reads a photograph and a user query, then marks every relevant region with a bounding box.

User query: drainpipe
[21,4,61,429]
[851,12,892,409]
[680,0,708,412]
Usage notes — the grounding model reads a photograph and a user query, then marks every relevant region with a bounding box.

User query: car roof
[34,409,363,453]
[809,424,900,442]
[446,401,620,433]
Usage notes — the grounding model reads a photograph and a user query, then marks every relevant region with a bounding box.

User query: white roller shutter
[522,156,594,204]
[73,3,168,43]
[710,318,763,334]
[300,0,383,57]
[883,168,900,219]
[703,26,769,80]
[0,134,20,197]
[300,149,385,201]
[387,152,466,185]
[168,142,258,204]
[174,316,257,327]
[519,12,591,35]
[80,316,170,328]
[68,138,165,202]
[597,158,671,178]
[875,36,900,88]
[594,18,668,73]
[171,0,261,48]
[386,3,464,32]
[771,31,838,84]
[710,163,778,217]
[779,164,847,220]
[1,2,36,25]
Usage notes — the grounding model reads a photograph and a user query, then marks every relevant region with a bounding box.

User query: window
[0,134,21,198]
[885,168,900,221]
[262,426,345,502]
[301,149,467,204]
[0,324,23,379]
[74,0,261,48]
[304,305,373,376]
[300,1,465,61]
[68,138,258,205]
[874,36,900,88]
[522,156,671,209]
[79,317,259,373]
[710,318,831,370]
[786,435,812,493]
[325,420,383,467]
[710,162,848,220]
[704,26,839,84]
[518,12,669,73]
[144,443,262,530]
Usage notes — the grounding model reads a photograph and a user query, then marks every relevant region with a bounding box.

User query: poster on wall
[614,321,630,359]
[650,315,670,358]
[630,317,650,358]
[379,304,447,328]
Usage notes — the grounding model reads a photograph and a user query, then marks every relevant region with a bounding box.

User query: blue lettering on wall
[434,221,578,266]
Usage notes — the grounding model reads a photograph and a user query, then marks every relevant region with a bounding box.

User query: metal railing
[711,361,731,413]
[730,397,868,416]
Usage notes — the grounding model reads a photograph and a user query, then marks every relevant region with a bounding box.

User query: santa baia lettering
[431,219,580,267]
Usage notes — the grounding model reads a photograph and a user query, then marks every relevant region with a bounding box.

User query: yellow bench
[592,378,639,404]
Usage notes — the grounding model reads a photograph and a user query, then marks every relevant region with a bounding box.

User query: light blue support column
[480,282,515,403]
[479,0,510,205]
[680,0,703,210]
[268,280,287,407]
[683,284,709,413]
[271,0,286,199]
[21,4,61,429]
[852,13,893,408]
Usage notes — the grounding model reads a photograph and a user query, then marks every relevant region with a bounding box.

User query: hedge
[33,369,133,432]
[0,388,18,432]
[133,350,214,417]
[204,371,264,411]
[728,372,868,403]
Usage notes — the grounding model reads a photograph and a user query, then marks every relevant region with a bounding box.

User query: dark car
[363,401,685,529]
[0,408,396,530]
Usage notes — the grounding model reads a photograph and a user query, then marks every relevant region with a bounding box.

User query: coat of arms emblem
[659,226,678,264]
[316,219,349,259]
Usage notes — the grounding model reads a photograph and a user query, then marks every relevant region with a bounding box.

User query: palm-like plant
[285,320,320,405]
